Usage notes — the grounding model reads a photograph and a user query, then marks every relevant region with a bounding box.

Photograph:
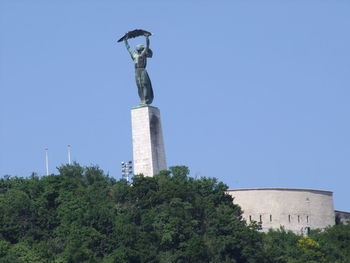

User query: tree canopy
[0,163,349,263]
[0,164,264,263]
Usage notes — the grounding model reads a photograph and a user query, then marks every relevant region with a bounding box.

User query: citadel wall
[335,210,350,225]
[227,188,335,234]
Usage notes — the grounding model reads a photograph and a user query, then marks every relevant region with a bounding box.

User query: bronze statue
[119,29,154,105]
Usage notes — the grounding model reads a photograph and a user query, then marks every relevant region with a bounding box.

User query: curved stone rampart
[227,188,335,234]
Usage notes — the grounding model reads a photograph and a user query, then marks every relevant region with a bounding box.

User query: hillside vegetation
[0,164,349,263]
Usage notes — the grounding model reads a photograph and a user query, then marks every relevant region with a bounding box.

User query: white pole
[67,145,71,165]
[45,148,49,176]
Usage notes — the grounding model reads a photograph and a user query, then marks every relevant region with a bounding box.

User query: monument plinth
[131,106,167,177]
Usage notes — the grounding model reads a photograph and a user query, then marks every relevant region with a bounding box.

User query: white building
[227,188,335,234]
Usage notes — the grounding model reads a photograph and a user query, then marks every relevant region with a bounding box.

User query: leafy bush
[0,164,264,263]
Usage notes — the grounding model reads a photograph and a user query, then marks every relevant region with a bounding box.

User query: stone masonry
[131,106,167,177]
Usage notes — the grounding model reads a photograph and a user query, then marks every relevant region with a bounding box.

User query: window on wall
[270,214,272,222]
[288,215,291,222]
[259,215,262,223]
[307,216,309,223]
[249,215,252,222]
[298,215,300,223]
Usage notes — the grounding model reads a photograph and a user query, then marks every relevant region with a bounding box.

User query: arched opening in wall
[288,215,291,222]
[305,227,311,235]
[249,215,252,222]
[307,216,309,223]
[298,215,300,223]
[270,214,272,222]
[259,215,262,223]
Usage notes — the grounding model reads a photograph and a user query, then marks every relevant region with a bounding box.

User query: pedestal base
[131,106,167,177]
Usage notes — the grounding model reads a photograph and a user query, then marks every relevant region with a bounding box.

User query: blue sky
[1,1,349,211]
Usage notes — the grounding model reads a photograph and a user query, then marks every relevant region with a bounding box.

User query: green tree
[311,224,350,263]
[109,166,265,262]
[2,242,46,263]
[293,236,326,263]
[5,163,349,262]
[0,189,33,243]
[262,228,300,262]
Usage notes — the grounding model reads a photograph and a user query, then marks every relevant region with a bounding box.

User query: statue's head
[136,44,145,53]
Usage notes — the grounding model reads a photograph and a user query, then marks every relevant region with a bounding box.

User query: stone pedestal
[131,106,167,177]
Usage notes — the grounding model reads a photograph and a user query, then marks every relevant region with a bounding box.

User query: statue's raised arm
[143,35,150,54]
[124,38,136,60]
[118,29,154,106]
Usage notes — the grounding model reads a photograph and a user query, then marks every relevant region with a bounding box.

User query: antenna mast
[45,148,49,176]
[67,145,72,165]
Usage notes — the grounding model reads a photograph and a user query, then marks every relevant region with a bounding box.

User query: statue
[118,29,154,105]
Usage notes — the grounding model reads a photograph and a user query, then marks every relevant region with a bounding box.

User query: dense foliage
[0,164,264,262]
[262,225,350,263]
[0,163,349,262]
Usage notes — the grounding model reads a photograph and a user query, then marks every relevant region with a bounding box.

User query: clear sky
[1,1,349,211]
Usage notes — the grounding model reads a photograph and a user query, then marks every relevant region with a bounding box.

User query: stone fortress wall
[335,210,350,225]
[226,188,335,234]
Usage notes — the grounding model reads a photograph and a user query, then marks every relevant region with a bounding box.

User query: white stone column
[131,106,167,177]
